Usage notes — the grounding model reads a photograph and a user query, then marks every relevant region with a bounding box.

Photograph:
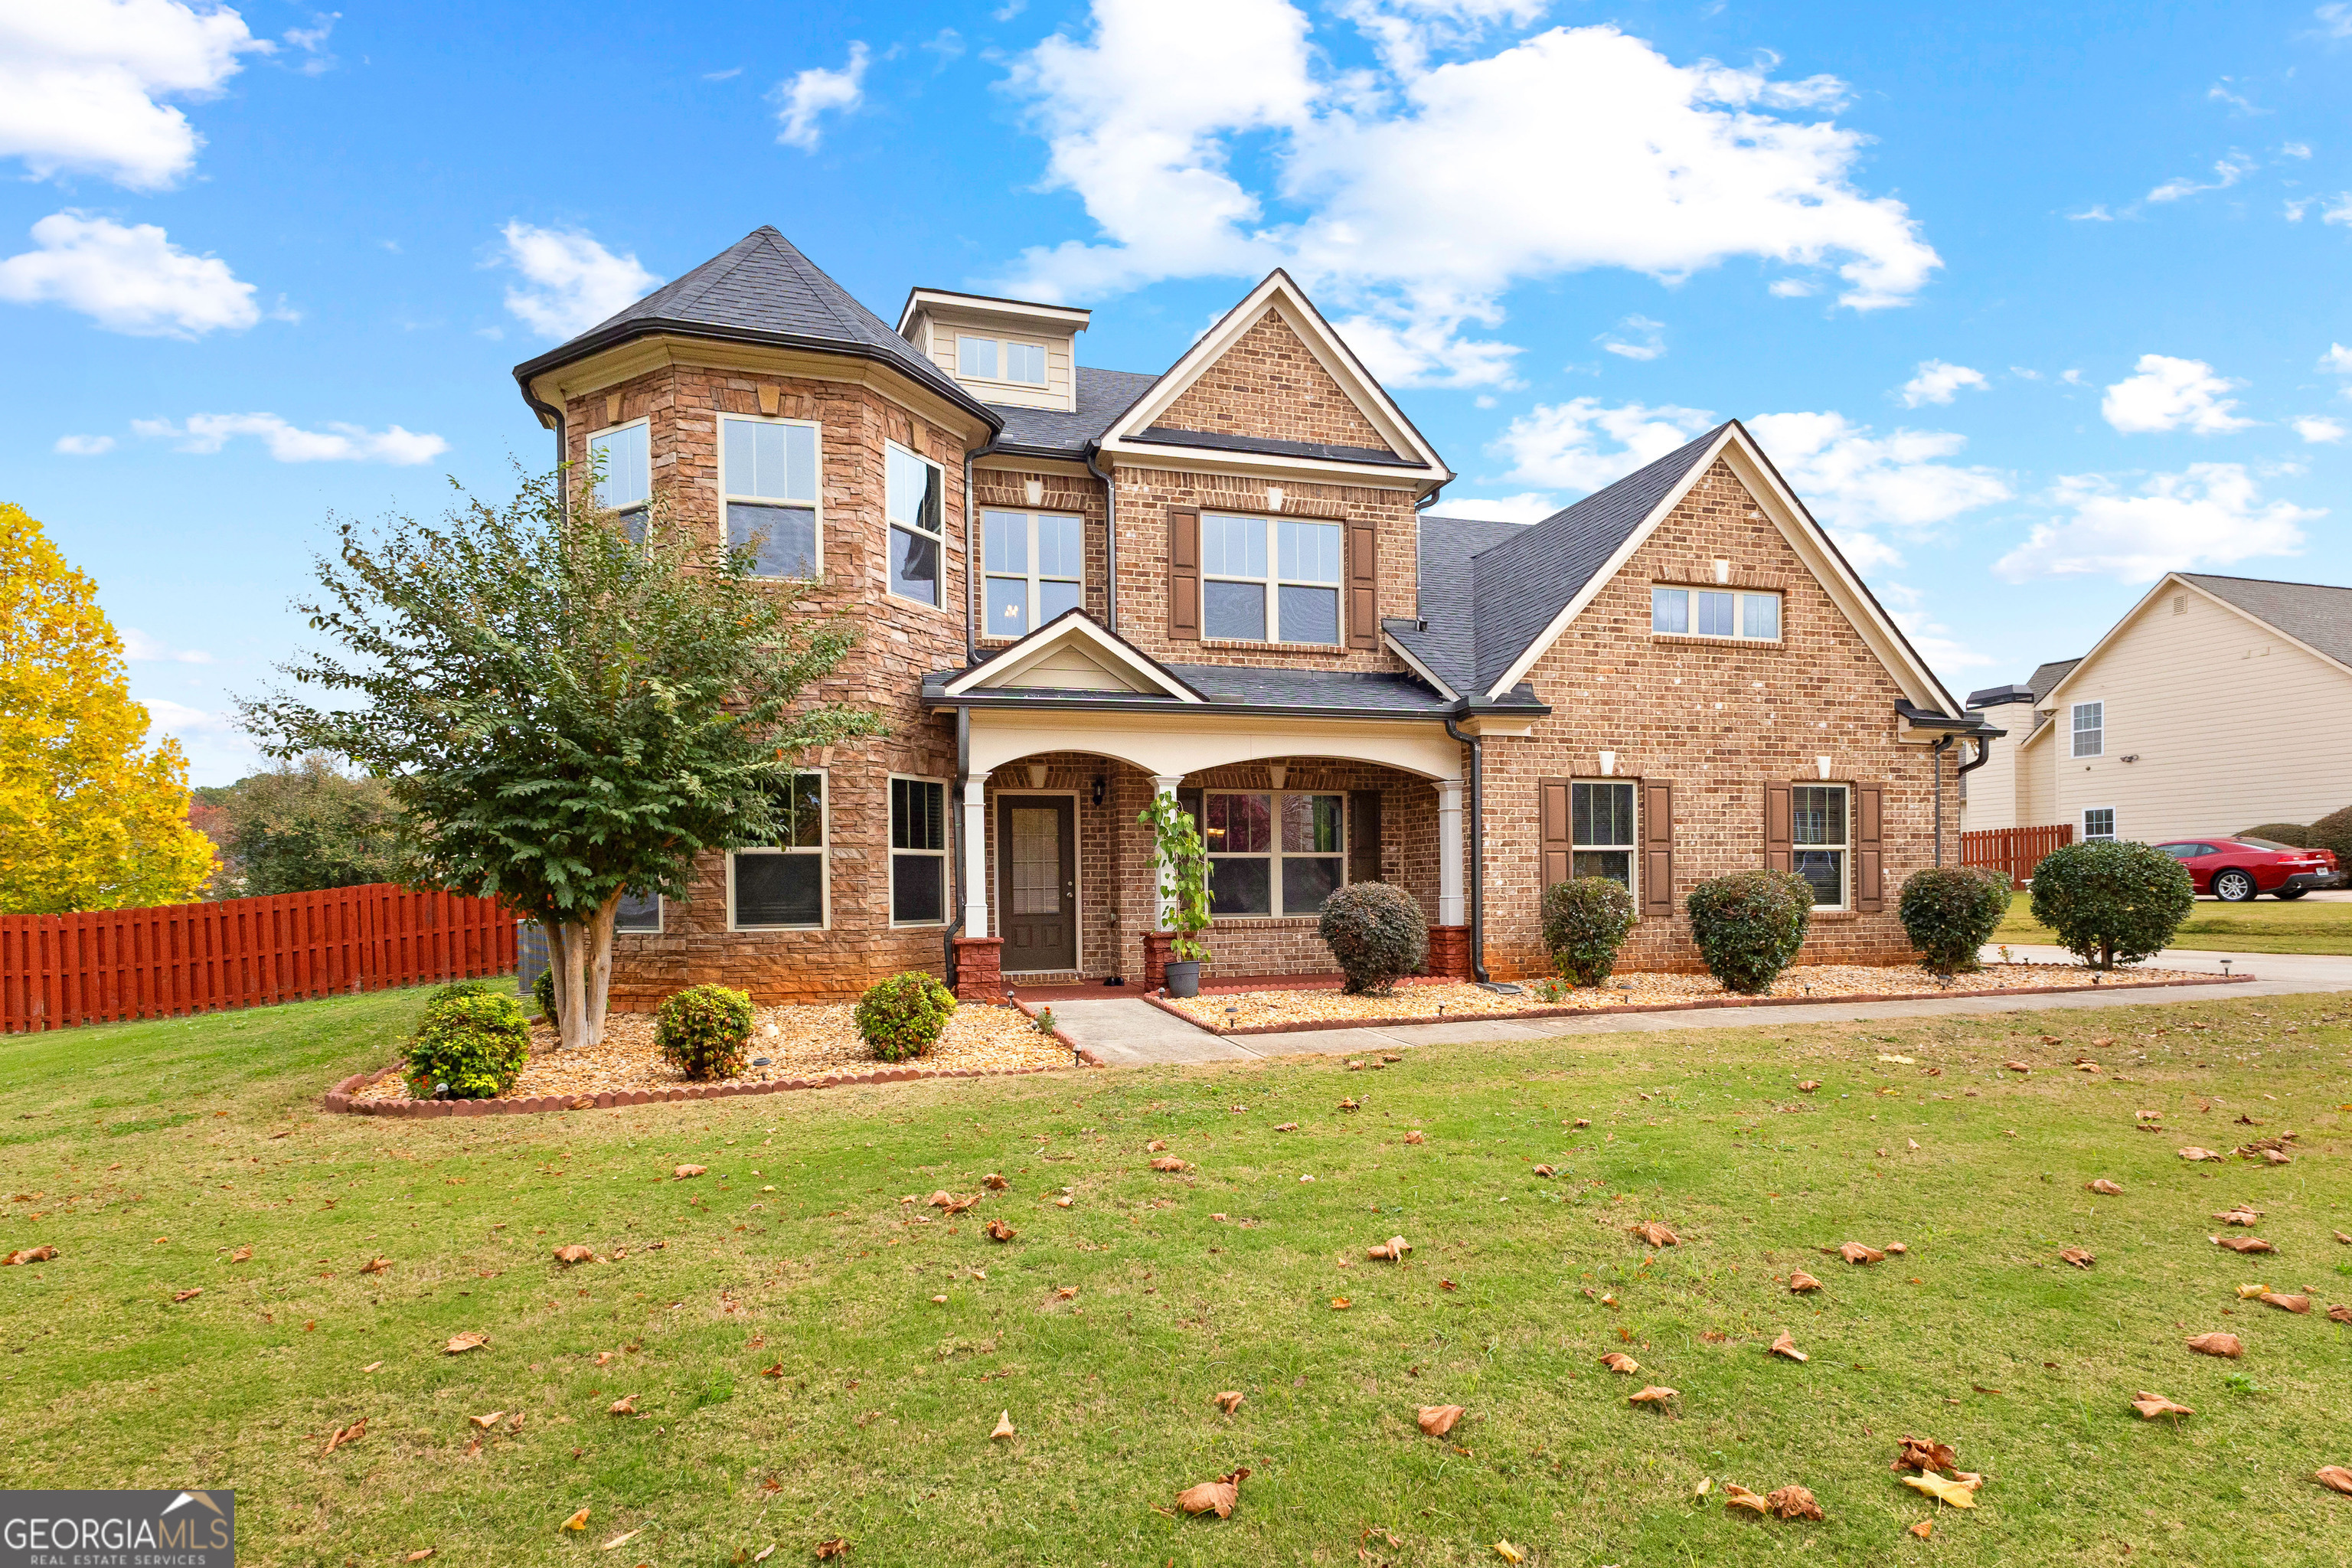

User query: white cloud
[2281,141,2312,158]
[2319,3,2352,38]
[1994,464,2318,583]
[0,212,257,336]
[1429,492,1553,523]
[1494,397,1717,491]
[1880,583,1994,670]
[122,628,212,663]
[2324,343,2352,376]
[1744,410,2011,570]
[1001,6,1940,388]
[1767,278,1816,296]
[282,14,336,75]
[132,412,447,464]
[2100,353,2252,434]
[1897,358,1988,407]
[2325,194,2352,226]
[2207,81,2260,115]
[2147,154,2253,204]
[1599,313,1667,361]
[0,0,270,189]
[497,221,660,339]
[2067,204,2115,221]
[775,41,870,151]
[2293,414,2347,443]
[54,433,115,455]
[2285,196,2316,222]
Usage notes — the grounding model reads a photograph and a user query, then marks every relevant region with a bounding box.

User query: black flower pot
[1164,959,1201,998]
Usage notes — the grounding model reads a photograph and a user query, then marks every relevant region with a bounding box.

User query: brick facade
[1155,309,1395,452]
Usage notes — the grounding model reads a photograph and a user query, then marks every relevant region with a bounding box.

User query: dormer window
[956,335,1047,387]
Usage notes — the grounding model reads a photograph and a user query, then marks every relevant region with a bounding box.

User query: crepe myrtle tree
[240,466,880,1049]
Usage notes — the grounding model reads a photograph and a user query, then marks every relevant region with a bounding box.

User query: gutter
[944,706,969,982]
[524,386,568,518]
[1086,444,1118,635]
[1443,717,1488,983]
[926,693,1547,723]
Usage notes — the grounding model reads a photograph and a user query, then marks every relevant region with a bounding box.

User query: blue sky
[4,0,2349,783]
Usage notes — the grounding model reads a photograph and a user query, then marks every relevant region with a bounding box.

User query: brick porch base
[952,937,1005,1003]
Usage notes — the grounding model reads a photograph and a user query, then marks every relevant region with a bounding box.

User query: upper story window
[588,420,650,541]
[1651,586,1779,640]
[1203,790,1345,917]
[1201,514,1342,645]
[720,415,819,578]
[731,771,826,930]
[2071,701,2103,758]
[983,509,1084,638]
[1791,782,1848,909]
[887,443,946,606]
[956,335,1047,386]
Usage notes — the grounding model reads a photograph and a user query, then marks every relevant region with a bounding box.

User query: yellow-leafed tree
[0,502,215,913]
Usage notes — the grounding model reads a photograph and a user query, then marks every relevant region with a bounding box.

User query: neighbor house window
[1202,791,1344,917]
[720,415,819,578]
[982,510,1084,637]
[1200,514,1343,644]
[2071,701,2104,759]
[1791,783,1848,909]
[730,772,825,929]
[588,420,650,541]
[2082,807,2116,842]
[956,335,1047,386]
[1572,781,1637,891]
[1651,587,1780,640]
[887,443,946,606]
[614,888,661,933]
[890,776,948,926]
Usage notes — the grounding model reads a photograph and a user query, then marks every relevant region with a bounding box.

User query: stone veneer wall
[1155,309,1396,453]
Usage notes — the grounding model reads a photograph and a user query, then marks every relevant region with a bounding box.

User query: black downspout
[1932,736,1953,867]
[944,706,969,983]
[1444,717,1488,982]
[1955,730,1998,869]
[1086,445,1118,634]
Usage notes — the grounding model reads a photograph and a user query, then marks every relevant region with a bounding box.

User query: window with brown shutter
[1168,506,1200,641]
[1854,782,1884,912]
[1346,518,1378,650]
[1538,778,1571,889]
[1348,789,1382,884]
[1642,779,1674,917]
[1764,781,1793,873]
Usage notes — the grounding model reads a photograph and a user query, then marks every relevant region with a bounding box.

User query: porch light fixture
[1024,478,1044,506]
[1816,756,1833,779]
[1597,750,1615,777]
[1266,485,1285,511]
[1027,764,1048,789]
[1091,776,1106,807]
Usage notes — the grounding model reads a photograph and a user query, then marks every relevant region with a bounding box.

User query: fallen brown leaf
[983,1173,1008,1189]
[1838,1243,1885,1266]
[2178,1147,2224,1162]
[1797,1080,1821,1093]
[1788,1271,1822,1293]
[597,1529,640,1551]
[815,1539,848,1560]
[1902,1473,1977,1509]
[2004,1060,2032,1072]
[172,1287,201,1302]
[2317,1466,2352,1496]
[1530,1164,1555,1178]
[1893,1436,1959,1474]
[1628,1385,1677,1406]
[554,1245,595,1265]
[322,1417,365,1455]
[1766,1485,1822,1521]
[1149,1157,1190,1173]
[1367,1234,1413,1261]
[1599,1352,1639,1374]
[1330,1296,1351,1309]
[404,1550,434,1562]
[444,1332,487,1354]
[360,1256,392,1274]
[1723,1483,1769,1515]
[1910,1521,1933,1540]
[2214,1206,2263,1226]
[2331,1305,2352,1325]
[674,1165,705,1179]
[2132,1390,2194,1419]
[1403,1129,1425,1143]
[1146,1138,1168,1152]
[990,1410,1014,1440]
[1418,1404,1467,1436]
[2059,1247,2095,1269]
[1174,1467,1250,1517]
[560,1508,590,1532]
[1632,1220,1680,1248]
[607,1395,636,1416]
[2213,1235,2275,1253]
[984,1219,1017,1243]
[469,1412,503,1429]
[1338,1098,1361,1112]
[2259,1291,2311,1314]
[1213,1390,1243,1414]
[2088,1179,2123,1195]
[2187,1332,2243,1358]
[1769,1332,1807,1363]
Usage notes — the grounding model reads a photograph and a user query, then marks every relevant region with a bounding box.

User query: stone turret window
[588,420,650,540]
[720,415,818,577]
[887,443,946,606]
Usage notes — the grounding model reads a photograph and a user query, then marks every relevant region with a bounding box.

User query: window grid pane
[590,425,650,510]
[891,779,945,851]
[1697,590,1736,637]
[1036,514,1084,579]
[890,525,939,604]
[887,448,943,534]
[1741,593,1779,639]
[1203,580,1266,641]
[1278,520,1342,583]
[958,336,998,378]
[891,855,944,923]
[1277,583,1339,645]
[1651,587,1688,634]
[986,576,1028,636]
[1571,782,1635,848]
[733,853,822,928]
[615,887,660,931]
[727,503,816,578]
[1005,341,1047,384]
[1792,785,1847,848]
[982,510,1027,573]
[1201,514,1267,578]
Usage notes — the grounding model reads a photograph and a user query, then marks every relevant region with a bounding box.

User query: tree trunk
[549,894,624,1049]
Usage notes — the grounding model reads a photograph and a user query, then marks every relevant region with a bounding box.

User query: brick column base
[952,937,1005,1004]
[1142,932,1175,992]
[1428,924,1472,981]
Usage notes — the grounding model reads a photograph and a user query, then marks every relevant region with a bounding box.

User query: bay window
[720,415,819,578]
[887,443,946,606]
[588,420,650,541]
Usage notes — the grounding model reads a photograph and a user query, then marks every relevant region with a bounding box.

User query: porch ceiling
[959,706,1465,782]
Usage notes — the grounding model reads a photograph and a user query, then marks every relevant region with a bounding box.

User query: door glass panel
[1010,808,1060,915]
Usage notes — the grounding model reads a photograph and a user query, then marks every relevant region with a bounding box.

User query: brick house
[511,227,1994,1005]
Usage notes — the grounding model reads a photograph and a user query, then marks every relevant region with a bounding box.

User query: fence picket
[1962,824,2076,890]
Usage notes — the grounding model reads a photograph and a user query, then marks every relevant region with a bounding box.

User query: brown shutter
[1346,518,1378,649]
[1854,782,1884,912]
[1168,507,1200,641]
[1641,779,1674,917]
[1348,789,1383,885]
[1764,782,1793,873]
[1539,778,1571,888]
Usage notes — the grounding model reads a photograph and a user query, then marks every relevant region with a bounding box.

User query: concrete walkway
[1047,945,2352,1067]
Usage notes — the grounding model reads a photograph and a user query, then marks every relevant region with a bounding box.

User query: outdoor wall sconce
[1817,755,1833,779]
[1091,776,1106,807]
[1597,750,1616,776]
[1024,478,1044,506]
[1266,485,1285,511]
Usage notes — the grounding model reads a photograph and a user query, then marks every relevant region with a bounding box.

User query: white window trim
[727,768,829,933]
[955,332,1052,390]
[885,439,949,610]
[991,788,1084,972]
[1204,788,1348,920]
[1569,778,1638,904]
[2070,700,2105,760]
[1201,513,1344,646]
[1792,781,1851,912]
[889,773,951,929]
[1649,585,1783,643]
[613,889,663,936]
[718,412,823,578]
[586,416,652,516]
[2082,805,2118,843]
[980,508,1086,642]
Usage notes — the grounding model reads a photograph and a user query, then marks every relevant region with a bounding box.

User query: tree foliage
[2028,840,2194,970]
[240,471,880,1047]
[0,502,214,913]
[198,753,400,896]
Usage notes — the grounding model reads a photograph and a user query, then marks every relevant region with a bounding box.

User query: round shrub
[1540,877,1638,987]
[533,965,558,1026]
[1318,882,1429,996]
[403,990,531,1099]
[655,984,754,1081]
[1684,869,1815,995]
[430,978,503,1008]
[1897,866,2013,975]
[856,971,957,1062]
[2027,840,2194,970]
[2307,804,2352,872]
[2237,822,2312,848]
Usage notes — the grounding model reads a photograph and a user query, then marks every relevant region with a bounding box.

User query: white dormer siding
[898,289,1088,412]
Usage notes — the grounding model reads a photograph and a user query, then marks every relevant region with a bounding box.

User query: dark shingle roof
[2027,658,2081,701]
[1390,514,1530,694]
[512,226,990,424]
[920,661,1535,717]
[1131,426,1423,469]
[2179,573,2352,671]
[987,367,1161,456]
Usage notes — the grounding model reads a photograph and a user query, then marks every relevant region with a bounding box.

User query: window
[887,443,946,606]
[1202,791,1344,916]
[957,335,997,378]
[2155,841,2211,860]
[2082,807,2116,843]
[1571,781,1637,890]
[614,888,661,933]
[1200,514,1343,644]
[731,772,825,929]
[720,415,818,578]
[956,335,1048,386]
[889,777,948,925]
[588,420,650,541]
[1791,782,1848,909]
[1005,341,1047,384]
[1651,586,1780,641]
[2071,701,2103,759]
[982,510,1085,637]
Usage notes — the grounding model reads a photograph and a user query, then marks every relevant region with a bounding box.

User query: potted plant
[1138,792,1212,998]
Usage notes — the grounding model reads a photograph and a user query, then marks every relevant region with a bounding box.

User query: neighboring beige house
[1964,573,2352,845]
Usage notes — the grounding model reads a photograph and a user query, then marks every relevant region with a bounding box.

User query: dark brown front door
[998,797,1076,972]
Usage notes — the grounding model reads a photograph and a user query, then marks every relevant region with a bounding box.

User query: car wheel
[2213,870,2259,903]
[2273,887,2308,900]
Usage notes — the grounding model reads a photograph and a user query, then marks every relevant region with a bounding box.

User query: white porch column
[1150,774,1186,931]
[962,773,991,939]
[1437,778,1466,926]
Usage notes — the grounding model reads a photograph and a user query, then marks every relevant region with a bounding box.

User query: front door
[998,797,1077,972]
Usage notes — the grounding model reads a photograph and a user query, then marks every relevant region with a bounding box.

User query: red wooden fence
[1962,824,2074,890]
[0,884,519,1034]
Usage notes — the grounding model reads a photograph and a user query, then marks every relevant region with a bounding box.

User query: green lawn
[5,985,2352,1566]
[1995,889,2352,956]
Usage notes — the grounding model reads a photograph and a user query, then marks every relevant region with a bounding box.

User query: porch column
[1150,774,1186,930]
[962,773,991,939]
[1437,778,1466,926]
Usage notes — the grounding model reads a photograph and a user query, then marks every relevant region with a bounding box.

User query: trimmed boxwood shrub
[404,989,531,1099]
[2027,840,2194,969]
[1540,877,1638,987]
[1318,883,1429,996]
[2237,822,2312,848]
[655,984,754,1081]
[1685,869,1815,995]
[856,971,957,1063]
[1897,866,2012,975]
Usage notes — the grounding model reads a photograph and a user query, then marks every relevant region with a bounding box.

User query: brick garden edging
[1144,970,2259,1037]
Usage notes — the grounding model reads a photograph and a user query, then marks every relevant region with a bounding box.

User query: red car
[2152,837,2345,902]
